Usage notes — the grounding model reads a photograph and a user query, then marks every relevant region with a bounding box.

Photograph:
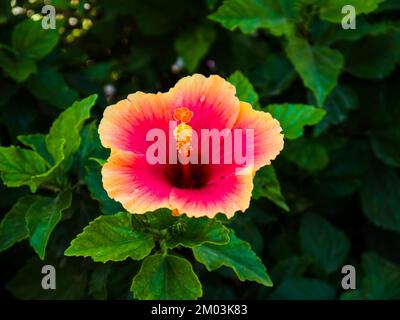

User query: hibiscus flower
[98,74,284,218]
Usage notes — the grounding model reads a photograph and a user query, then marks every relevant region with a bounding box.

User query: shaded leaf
[284,138,329,171]
[300,214,350,274]
[286,37,344,106]
[17,133,53,164]
[175,25,216,72]
[360,163,400,232]
[250,54,295,97]
[314,85,358,135]
[369,126,400,167]
[272,277,336,299]
[7,257,87,299]
[85,161,123,215]
[89,264,111,300]
[343,32,400,79]
[0,196,37,252]
[25,67,79,109]
[12,19,59,60]
[252,165,289,211]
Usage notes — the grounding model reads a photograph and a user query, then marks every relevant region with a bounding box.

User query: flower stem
[160,239,168,256]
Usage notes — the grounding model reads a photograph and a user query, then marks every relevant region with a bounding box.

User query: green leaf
[360,163,400,232]
[209,0,300,36]
[0,1,11,24]
[26,191,72,259]
[314,85,358,135]
[266,103,326,140]
[284,138,329,171]
[12,19,59,60]
[315,18,399,45]
[74,121,108,177]
[359,252,400,299]
[89,264,111,300]
[285,37,344,106]
[369,126,400,167]
[342,32,400,79]
[250,54,295,97]
[29,140,66,189]
[0,196,38,252]
[65,212,155,262]
[166,217,230,248]
[85,161,123,215]
[7,257,87,299]
[143,209,178,230]
[228,70,259,108]
[175,25,216,72]
[0,47,37,82]
[46,95,98,164]
[270,256,312,284]
[232,218,264,255]
[90,157,107,166]
[300,214,350,274]
[318,140,368,198]
[341,252,400,299]
[319,0,385,23]
[252,165,289,211]
[25,67,79,109]
[272,277,336,299]
[193,230,272,287]
[17,133,53,164]
[131,254,202,300]
[0,146,49,192]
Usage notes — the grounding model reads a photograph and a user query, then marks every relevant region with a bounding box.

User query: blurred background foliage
[0,0,400,299]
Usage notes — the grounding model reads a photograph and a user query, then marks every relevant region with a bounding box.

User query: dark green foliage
[1,0,400,300]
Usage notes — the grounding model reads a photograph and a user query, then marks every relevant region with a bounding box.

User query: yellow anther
[174,122,193,157]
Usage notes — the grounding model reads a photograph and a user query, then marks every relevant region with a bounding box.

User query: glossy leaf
[228,70,259,107]
[267,103,326,140]
[131,254,202,300]
[166,217,230,248]
[65,212,155,262]
[26,191,72,259]
[46,95,97,164]
[193,230,272,287]
[319,0,385,23]
[17,134,53,164]
[0,146,49,192]
[209,0,300,36]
